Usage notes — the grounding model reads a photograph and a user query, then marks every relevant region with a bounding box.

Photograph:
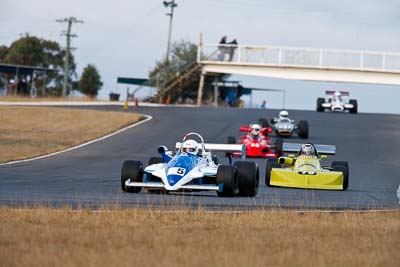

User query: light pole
[163,1,178,63]
[57,17,83,97]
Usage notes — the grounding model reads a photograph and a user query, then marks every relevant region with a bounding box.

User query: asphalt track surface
[1,106,399,210]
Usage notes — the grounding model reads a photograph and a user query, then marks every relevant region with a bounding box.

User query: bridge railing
[198,44,400,73]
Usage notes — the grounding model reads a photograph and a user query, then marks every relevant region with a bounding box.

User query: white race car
[262,110,309,139]
[121,132,259,197]
[316,91,358,113]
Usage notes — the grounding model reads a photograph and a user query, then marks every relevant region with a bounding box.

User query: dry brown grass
[0,208,399,267]
[0,106,142,163]
[0,96,102,102]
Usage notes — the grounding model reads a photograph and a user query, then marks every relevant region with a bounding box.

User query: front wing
[270,168,344,190]
[125,165,221,192]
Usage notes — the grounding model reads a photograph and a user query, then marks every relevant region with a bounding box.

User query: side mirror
[320,155,328,159]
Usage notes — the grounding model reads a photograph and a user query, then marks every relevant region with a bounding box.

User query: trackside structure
[196,35,400,106]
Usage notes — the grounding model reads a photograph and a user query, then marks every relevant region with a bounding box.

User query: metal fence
[199,44,400,72]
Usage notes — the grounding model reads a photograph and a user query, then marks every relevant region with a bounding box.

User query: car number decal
[167,167,186,177]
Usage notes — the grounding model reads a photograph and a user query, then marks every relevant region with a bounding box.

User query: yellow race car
[265,143,349,190]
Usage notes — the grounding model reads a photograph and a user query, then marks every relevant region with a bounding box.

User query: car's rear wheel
[297,120,309,139]
[121,160,143,193]
[234,161,259,197]
[216,165,238,197]
[317,98,325,112]
[331,161,349,190]
[265,158,280,186]
[274,139,283,157]
[212,155,219,165]
[349,99,358,114]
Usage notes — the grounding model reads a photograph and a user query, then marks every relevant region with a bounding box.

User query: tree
[148,40,229,104]
[1,35,77,96]
[4,35,44,66]
[78,64,102,97]
[0,45,8,62]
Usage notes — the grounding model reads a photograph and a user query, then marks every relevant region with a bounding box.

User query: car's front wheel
[216,165,238,197]
[234,161,259,197]
[349,100,358,114]
[317,98,325,112]
[121,160,143,193]
[297,120,309,139]
[265,158,280,186]
[331,161,349,190]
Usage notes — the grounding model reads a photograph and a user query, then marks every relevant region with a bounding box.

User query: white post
[213,76,218,107]
[237,45,241,63]
[197,32,202,63]
[197,72,205,106]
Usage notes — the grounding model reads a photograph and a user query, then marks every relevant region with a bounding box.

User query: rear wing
[325,90,349,96]
[175,142,246,159]
[283,143,336,155]
[240,126,272,134]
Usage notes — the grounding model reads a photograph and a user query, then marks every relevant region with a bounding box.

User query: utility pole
[57,17,83,97]
[163,1,178,63]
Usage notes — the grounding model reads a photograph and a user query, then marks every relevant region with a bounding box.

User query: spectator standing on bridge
[218,35,227,61]
[228,39,238,61]
[261,100,267,109]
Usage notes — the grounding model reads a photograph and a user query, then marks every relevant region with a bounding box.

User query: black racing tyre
[121,160,143,193]
[274,139,283,157]
[212,155,219,165]
[349,99,358,114]
[234,161,259,197]
[297,120,309,139]
[227,136,236,144]
[259,118,270,128]
[331,161,349,190]
[216,165,238,197]
[265,158,280,186]
[317,98,325,112]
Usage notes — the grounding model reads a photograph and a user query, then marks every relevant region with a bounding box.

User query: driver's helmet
[334,91,341,99]
[300,144,315,156]
[279,110,289,119]
[182,139,199,155]
[250,123,261,136]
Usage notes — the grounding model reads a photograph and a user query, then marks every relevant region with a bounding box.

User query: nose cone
[167,174,181,186]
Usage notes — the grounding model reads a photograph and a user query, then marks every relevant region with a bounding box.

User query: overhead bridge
[196,40,400,105]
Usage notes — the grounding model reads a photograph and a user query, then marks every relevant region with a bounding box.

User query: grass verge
[0,106,142,163]
[0,208,399,267]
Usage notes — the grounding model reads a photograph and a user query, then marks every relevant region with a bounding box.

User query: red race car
[227,122,283,158]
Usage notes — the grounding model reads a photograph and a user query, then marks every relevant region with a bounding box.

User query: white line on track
[0,114,152,166]
[0,101,195,108]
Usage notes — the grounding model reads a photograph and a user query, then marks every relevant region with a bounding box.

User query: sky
[1,0,400,113]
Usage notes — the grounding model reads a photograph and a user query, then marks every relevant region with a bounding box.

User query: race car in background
[265,143,349,190]
[227,122,282,158]
[261,110,309,139]
[316,90,358,113]
[121,132,259,197]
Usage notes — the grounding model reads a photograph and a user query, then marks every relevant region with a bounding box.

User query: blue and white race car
[121,132,259,197]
